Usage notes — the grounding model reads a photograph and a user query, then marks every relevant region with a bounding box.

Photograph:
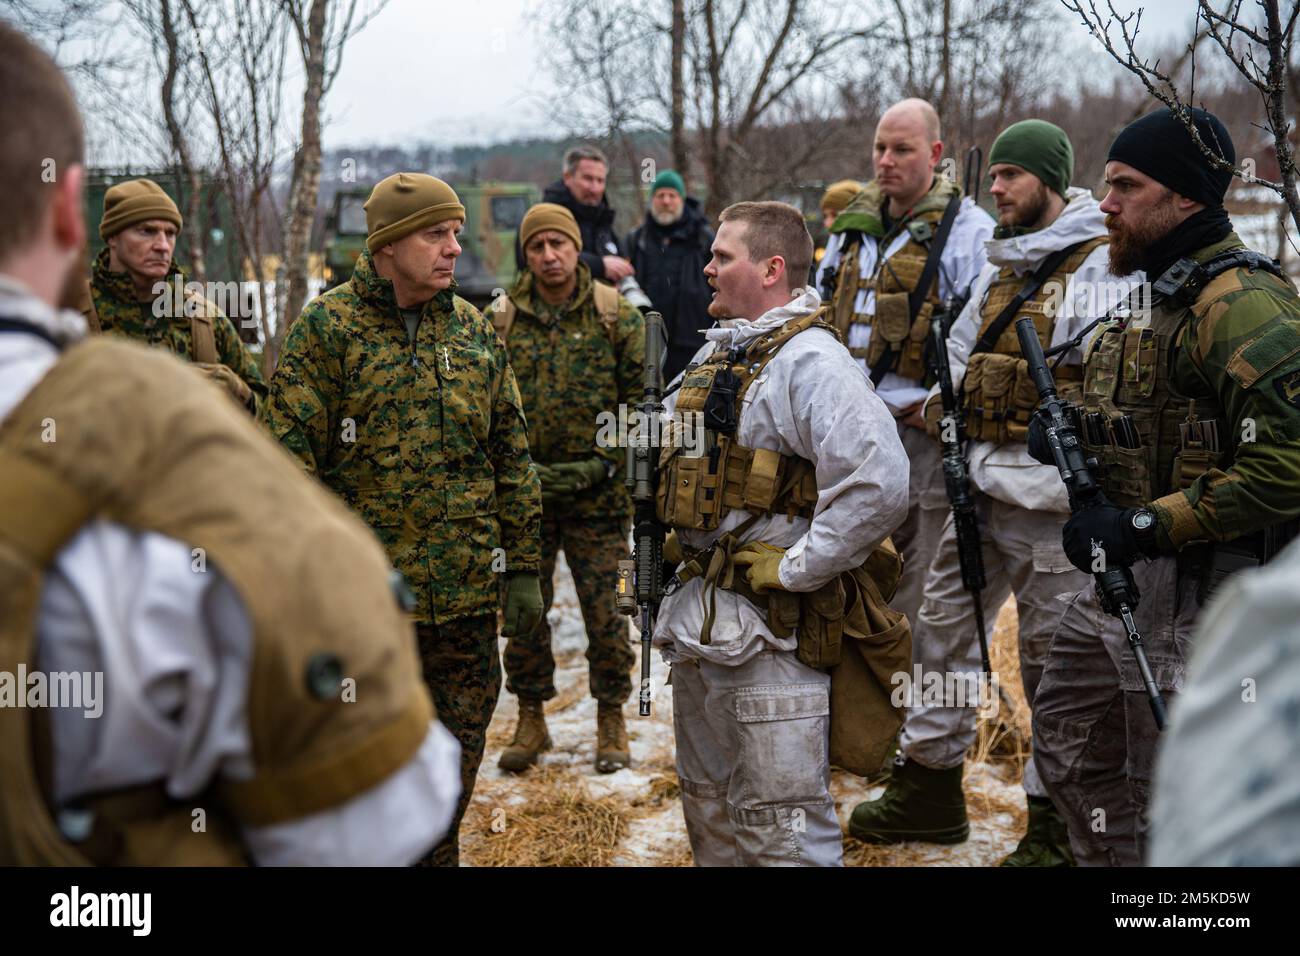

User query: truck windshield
[491,195,528,231]
[338,196,368,235]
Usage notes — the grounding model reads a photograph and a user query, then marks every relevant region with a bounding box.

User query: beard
[1107,190,1181,276]
[1003,182,1052,231]
[651,206,683,227]
[706,287,726,318]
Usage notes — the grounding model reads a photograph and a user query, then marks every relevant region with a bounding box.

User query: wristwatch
[1130,508,1158,555]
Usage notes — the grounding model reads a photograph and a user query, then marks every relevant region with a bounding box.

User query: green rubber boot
[999,795,1076,867]
[848,755,969,845]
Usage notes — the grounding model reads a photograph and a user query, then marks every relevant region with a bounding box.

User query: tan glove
[731,541,788,593]
[194,362,253,409]
[923,393,946,439]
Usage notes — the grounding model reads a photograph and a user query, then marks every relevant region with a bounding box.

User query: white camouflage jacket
[927,188,1144,513]
[654,287,910,666]
[815,193,994,410]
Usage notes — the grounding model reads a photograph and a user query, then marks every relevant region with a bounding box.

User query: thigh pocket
[733,682,830,809]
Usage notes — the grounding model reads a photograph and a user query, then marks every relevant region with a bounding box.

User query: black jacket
[626,196,715,383]
[515,180,625,281]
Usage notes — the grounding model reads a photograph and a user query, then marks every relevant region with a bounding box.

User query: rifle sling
[869,195,961,387]
[969,239,1092,358]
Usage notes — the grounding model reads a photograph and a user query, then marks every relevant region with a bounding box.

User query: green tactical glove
[732,542,788,593]
[194,361,253,410]
[501,571,544,638]
[552,458,609,492]
[532,462,559,485]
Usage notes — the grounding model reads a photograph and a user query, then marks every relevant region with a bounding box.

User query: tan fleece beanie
[99,179,182,240]
[519,203,582,253]
[365,173,465,252]
[820,179,864,216]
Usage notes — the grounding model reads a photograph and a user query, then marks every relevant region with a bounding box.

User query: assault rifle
[929,312,992,675]
[615,311,668,716]
[1015,316,1168,730]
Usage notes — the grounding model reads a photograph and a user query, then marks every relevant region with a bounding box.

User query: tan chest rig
[960,237,1104,443]
[828,207,951,381]
[1078,288,1229,509]
[656,312,912,775]
[656,312,831,531]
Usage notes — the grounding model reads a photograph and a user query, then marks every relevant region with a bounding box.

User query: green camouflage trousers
[415,613,501,867]
[503,517,634,705]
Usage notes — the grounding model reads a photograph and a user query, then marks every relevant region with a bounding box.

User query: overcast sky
[322,0,555,148]
[37,0,1206,161]
[315,0,1200,151]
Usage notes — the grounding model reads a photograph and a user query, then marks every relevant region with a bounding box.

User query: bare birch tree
[277,0,388,352]
[1064,0,1300,235]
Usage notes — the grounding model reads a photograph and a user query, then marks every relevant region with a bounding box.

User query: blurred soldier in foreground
[0,22,458,866]
[262,172,544,865]
[1028,108,1300,865]
[1150,536,1300,866]
[625,169,714,383]
[851,120,1138,865]
[816,98,994,633]
[88,177,265,412]
[486,203,644,774]
[656,201,909,865]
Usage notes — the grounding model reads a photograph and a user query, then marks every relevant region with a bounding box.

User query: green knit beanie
[651,169,686,198]
[989,120,1074,198]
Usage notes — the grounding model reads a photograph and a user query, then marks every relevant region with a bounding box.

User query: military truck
[321,181,541,307]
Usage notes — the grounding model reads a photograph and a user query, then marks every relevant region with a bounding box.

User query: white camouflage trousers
[892,426,949,631]
[671,649,843,866]
[899,497,1085,792]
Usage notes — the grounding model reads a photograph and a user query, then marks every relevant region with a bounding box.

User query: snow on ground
[461,551,1031,867]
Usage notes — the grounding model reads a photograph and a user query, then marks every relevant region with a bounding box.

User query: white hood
[984,187,1107,274]
[708,286,822,346]
[0,275,89,346]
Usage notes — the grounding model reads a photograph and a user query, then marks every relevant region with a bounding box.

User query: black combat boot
[999,795,1076,866]
[848,754,969,844]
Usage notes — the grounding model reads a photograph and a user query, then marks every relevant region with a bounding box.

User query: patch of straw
[467,766,629,867]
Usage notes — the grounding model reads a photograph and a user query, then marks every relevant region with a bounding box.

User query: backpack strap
[592,279,621,347]
[490,295,517,345]
[184,293,219,364]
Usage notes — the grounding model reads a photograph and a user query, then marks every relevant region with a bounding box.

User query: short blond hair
[718,201,812,291]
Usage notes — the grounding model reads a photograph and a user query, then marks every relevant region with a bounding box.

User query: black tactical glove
[1062,498,1154,573]
[1027,410,1054,466]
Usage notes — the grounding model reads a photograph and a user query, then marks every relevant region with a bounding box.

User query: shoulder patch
[1275,367,1300,409]
[1226,321,1300,389]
